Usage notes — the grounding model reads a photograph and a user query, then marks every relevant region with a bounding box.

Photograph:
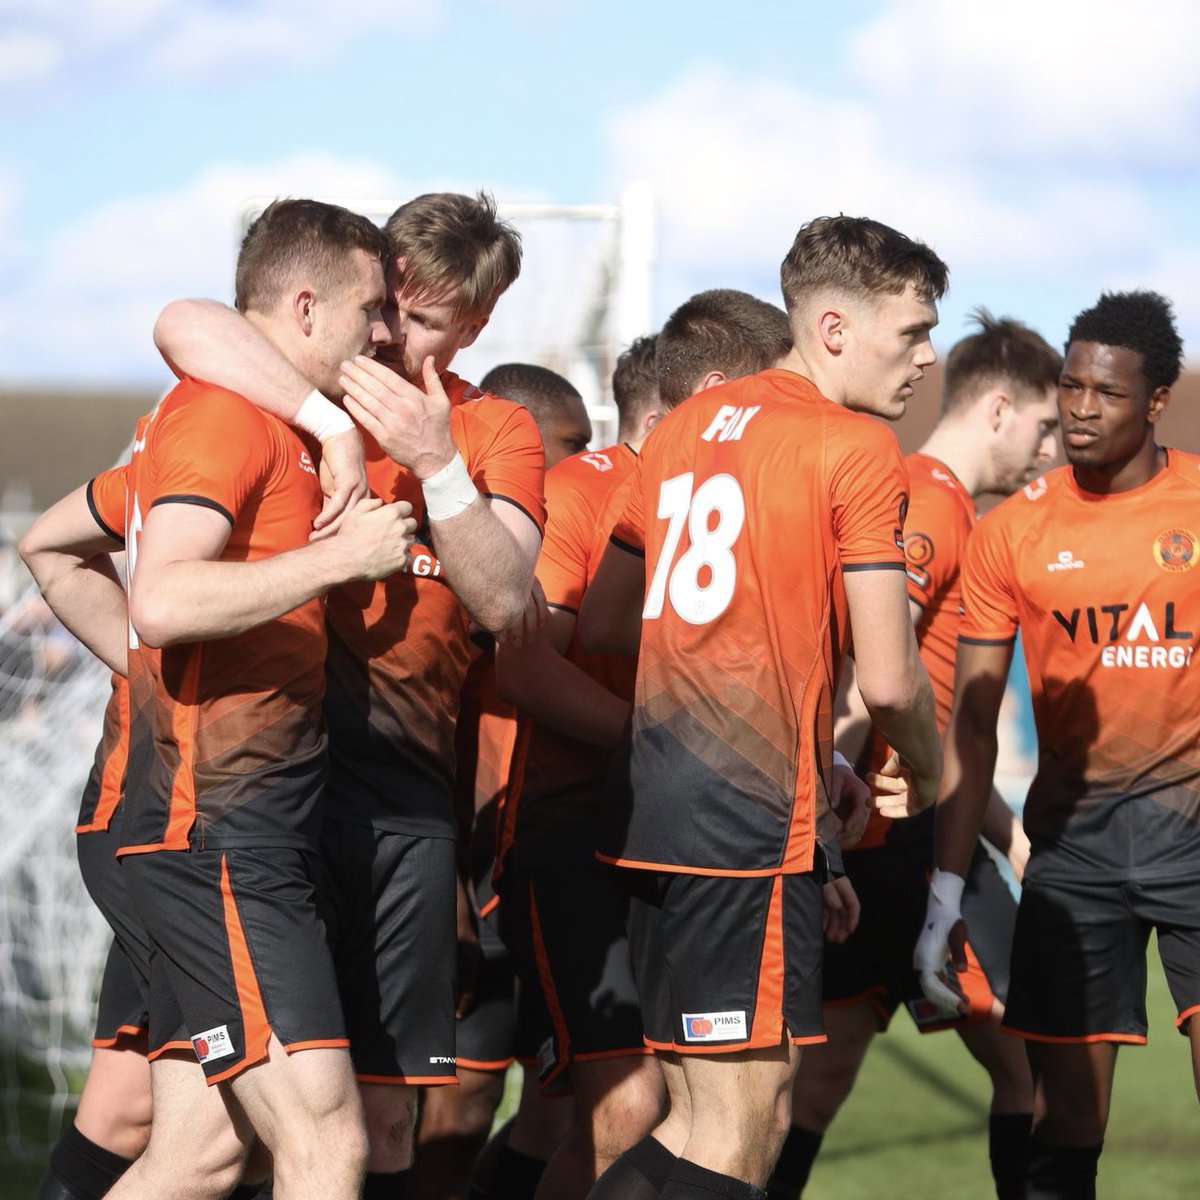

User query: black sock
[590,1135,678,1199]
[362,1170,409,1199]
[989,1113,1033,1200]
[1027,1138,1102,1200]
[471,1145,545,1200]
[661,1157,767,1200]
[228,1184,272,1200]
[765,1125,823,1198]
[34,1124,134,1200]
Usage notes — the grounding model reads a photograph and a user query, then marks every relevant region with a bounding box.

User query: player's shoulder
[154,377,277,441]
[1165,448,1200,492]
[446,371,536,430]
[550,443,633,484]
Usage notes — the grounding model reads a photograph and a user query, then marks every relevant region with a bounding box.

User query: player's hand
[914,869,969,1015]
[823,875,861,944]
[867,750,929,819]
[340,354,458,479]
[830,754,870,849]
[497,578,549,646]
[311,427,369,541]
[331,497,417,582]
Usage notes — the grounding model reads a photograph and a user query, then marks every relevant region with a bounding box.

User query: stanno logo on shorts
[191,1024,236,1064]
[1046,550,1085,572]
[428,1055,457,1065]
[681,1010,748,1043]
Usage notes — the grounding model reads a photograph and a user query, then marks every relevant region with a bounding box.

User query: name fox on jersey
[700,405,760,443]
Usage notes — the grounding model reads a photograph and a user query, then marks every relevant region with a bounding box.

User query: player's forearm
[934,728,999,878]
[431,501,535,634]
[130,540,360,647]
[26,554,128,676]
[153,299,310,420]
[862,669,941,803]
[496,639,631,749]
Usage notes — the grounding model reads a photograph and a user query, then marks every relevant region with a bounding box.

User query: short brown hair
[941,308,1063,417]
[780,215,948,316]
[480,362,582,426]
[611,335,660,438]
[384,191,522,322]
[235,198,388,314]
[656,289,792,408]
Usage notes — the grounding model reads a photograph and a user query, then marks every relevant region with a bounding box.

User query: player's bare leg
[475,1067,573,1199]
[410,1068,506,1200]
[652,1051,691,1156]
[676,1033,801,1188]
[957,1010,1035,1114]
[788,1000,876,1134]
[533,1054,663,1199]
[228,1036,367,1200]
[74,1043,153,1161]
[106,1053,255,1200]
[358,1081,419,1174]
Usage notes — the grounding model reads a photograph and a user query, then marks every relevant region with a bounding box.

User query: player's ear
[642,409,663,438]
[294,289,317,336]
[1147,385,1170,425]
[817,307,846,356]
[988,390,1010,432]
[695,370,728,394]
[456,315,488,352]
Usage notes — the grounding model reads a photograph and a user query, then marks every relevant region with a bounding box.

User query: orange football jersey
[604,369,909,876]
[323,371,546,837]
[960,451,1200,879]
[856,452,975,849]
[91,382,328,855]
[495,443,640,872]
[74,673,130,834]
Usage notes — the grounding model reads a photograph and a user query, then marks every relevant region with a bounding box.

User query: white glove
[914,869,967,1015]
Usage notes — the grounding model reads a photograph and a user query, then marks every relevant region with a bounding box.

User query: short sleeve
[537,466,601,613]
[959,511,1019,644]
[828,417,908,571]
[459,399,547,535]
[142,382,276,525]
[903,484,966,610]
[87,465,128,542]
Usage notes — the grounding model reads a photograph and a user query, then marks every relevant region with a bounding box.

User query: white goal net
[0,189,654,1162]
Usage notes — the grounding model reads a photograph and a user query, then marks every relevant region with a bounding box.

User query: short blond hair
[384,191,522,322]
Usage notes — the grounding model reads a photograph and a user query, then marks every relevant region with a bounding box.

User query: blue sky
[2,0,1198,385]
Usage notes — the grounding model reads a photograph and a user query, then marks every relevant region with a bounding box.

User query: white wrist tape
[421,452,479,521]
[832,751,851,770]
[928,868,965,913]
[292,389,354,441]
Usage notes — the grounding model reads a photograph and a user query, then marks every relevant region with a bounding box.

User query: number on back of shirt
[644,472,745,625]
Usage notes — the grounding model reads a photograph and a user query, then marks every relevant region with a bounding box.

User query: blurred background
[2,1,1198,1194]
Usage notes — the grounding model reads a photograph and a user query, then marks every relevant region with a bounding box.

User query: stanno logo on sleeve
[299,450,317,477]
[191,1024,236,1064]
[580,451,614,472]
[1153,529,1197,573]
[1024,477,1048,501]
[681,1010,748,1043]
[1046,550,1085,572]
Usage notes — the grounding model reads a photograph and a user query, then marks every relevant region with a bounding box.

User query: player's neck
[778,345,836,400]
[1072,440,1166,496]
[918,426,984,498]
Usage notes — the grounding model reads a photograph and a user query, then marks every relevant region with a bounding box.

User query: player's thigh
[418,1065,506,1140]
[1141,874,1200,1038]
[1025,1039,1118,1142]
[322,822,458,1087]
[790,999,878,1129]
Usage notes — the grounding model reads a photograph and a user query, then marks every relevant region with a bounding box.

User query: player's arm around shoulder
[19,479,128,675]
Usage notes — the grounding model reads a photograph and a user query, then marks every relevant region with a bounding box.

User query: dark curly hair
[1067,290,1183,391]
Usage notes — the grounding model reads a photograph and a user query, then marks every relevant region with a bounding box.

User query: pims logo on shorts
[191,1024,236,1064]
[681,1010,748,1043]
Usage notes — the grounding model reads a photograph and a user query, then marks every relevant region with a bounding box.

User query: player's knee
[455,1074,506,1138]
[363,1090,418,1173]
[591,1074,663,1157]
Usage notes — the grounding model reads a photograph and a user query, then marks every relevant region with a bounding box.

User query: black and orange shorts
[822,839,1014,1033]
[1003,871,1200,1044]
[497,856,646,1091]
[123,845,347,1085]
[77,826,150,1048]
[320,821,458,1085]
[625,867,826,1055]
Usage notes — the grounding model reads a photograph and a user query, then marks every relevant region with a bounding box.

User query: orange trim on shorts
[456,1056,514,1072]
[478,893,500,920]
[823,986,892,1030]
[91,1024,148,1049]
[574,1046,654,1064]
[999,1024,1147,1046]
[147,1039,196,1060]
[1175,1003,1200,1030]
[644,1033,827,1056]
[595,852,788,879]
[283,1038,351,1054]
[357,1073,458,1086]
[205,853,272,1085]
[529,883,573,1088]
[749,875,786,1046]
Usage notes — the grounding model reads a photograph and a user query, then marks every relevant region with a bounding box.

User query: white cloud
[0,0,445,89]
[0,153,412,382]
[848,0,1200,167]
